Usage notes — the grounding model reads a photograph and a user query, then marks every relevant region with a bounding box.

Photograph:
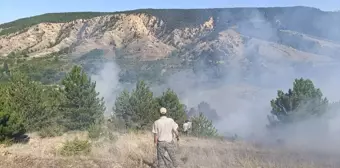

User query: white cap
[160,107,167,114]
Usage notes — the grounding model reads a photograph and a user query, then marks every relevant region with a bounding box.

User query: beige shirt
[152,116,178,142]
[183,122,192,132]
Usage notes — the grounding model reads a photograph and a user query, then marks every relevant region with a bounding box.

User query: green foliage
[59,138,91,156]
[0,84,26,142]
[191,113,218,138]
[0,111,26,142]
[7,73,63,132]
[0,7,312,37]
[76,49,105,61]
[38,124,64,138]
[60,65,105,131]
[113,89,133,128]
[0,12,113,36]
[87,122,103,139]
[114,80,158,130]
[113,81,219,137]
[14,56,67,84]
[268,78,328,127]
[127,80,159,129]
[156,88,187,125]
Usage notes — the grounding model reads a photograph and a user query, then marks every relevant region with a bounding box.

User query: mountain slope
[1,6,340,84]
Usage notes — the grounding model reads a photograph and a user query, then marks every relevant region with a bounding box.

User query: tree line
[0,65,219,143]
[0,63,336,143]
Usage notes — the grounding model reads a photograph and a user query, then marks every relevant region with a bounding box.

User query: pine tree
[156,88,187,125]
[0,83,26,142]
[61,65,105,130]
[0,110,26,142]
[128,80,158,129]
[113,80,158,130]
[268,78,328,127]
[113,89,133,128]
[6,72,62,132]
[191,113,218,137]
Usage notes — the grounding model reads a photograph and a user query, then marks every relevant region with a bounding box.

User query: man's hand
[176,135,179,141]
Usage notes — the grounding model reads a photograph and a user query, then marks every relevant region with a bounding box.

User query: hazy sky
[0,0,339,24]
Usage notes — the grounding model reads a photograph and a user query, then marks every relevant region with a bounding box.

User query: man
[182,120,192,136]
[152,107,180,168]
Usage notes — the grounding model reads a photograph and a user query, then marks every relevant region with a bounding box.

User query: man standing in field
[152,107,180,168]
[183,120,192,136]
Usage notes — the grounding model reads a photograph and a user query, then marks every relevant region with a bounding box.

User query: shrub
[0,83,26,143]
[59,138,91,156]
[38,124,64,138]
[88,123,103,139]
[0,110,26,143]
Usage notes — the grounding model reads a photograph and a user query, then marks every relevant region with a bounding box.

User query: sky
[0,0,339,24]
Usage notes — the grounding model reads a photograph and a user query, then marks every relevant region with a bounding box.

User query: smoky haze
[158,8,340,153]
[91,61,123,116]
[92,7,340,154]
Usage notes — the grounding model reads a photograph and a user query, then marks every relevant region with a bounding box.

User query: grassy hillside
[0,12,113,36]
[0,49,188,85]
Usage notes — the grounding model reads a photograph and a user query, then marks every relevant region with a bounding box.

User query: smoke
[88,7,340,154]
[91,61,122,116]
[155,7,340,153]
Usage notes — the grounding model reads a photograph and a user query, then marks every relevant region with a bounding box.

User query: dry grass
[1,131,340,168]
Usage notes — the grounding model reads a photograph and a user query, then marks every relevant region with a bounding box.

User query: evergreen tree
[61,66,105,130]
[0,110,26,142]
[156,88,187,125]
[7,72,61,132]
[113,80,158,130]
[191,112,218,137]
[128,80,158,129]
[268,78,328,127]
[0,83,26,142]
[113,89,133,128]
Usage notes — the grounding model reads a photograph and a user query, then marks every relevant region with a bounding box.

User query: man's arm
[154,133,158,145]
[172,121,179,140]
[152,122,158,145]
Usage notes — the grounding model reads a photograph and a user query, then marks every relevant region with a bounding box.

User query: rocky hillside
[1,6,340,83]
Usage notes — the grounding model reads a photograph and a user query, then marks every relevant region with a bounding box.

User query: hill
[1,6,340,85]
[2,6,340,168]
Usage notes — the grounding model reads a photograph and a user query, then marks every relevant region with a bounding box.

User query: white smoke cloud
[88,7,340,153]
[152,7,340,153]
[91,61,122,116]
